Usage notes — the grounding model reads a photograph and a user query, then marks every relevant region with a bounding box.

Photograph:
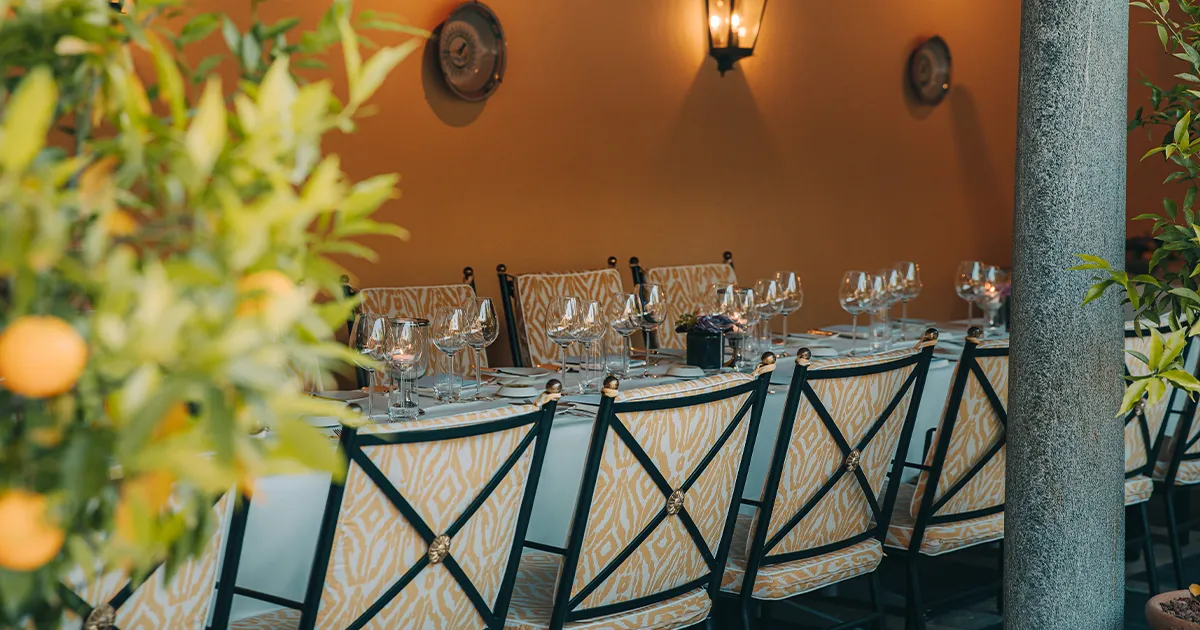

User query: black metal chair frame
[888,331,1007,630]
[210,398,559,630]
[495,257,618,368]
[626,252,735,352]
[528,364,772,630]
[728,338,936,630]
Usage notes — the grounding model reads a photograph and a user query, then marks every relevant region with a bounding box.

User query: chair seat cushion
[883,481,1004,556]
[720,514,883,600]
[505,549,710,630]
[1153,433,1200,485]
[1125,474,1153,505]
[230,608,300,630]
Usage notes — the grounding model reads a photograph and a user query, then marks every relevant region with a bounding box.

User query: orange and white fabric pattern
[644,263,737,350]
[892,339,1008,556]
[884,481,1004,557]
[506,373,758,627]
[359,284,482,375]
[62,494,233,630]
[514,269,624,367]
[233,404,547,629]
[722,348,920,598]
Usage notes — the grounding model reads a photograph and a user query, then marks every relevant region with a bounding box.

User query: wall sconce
[706,0,767,76]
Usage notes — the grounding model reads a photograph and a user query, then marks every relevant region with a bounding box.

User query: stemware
[607,292,642,378]
[774,271,803,340]
[575,300,606,392]
[431,307,468,402]
[462,297,499,402]
[348,312,385,416]
[384,317,429,420]
[866,272,893,353]
[838,271,871,356]
[635,284,667,378]
[754,278,782,349]
[893,261,923,341]
[727,288,758,370]
[975,266,1011,338]
[707,283,738,369]
[955,261,985,325]
[547,296,582,387]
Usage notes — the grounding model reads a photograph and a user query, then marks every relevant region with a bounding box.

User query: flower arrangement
[675,313,733,335]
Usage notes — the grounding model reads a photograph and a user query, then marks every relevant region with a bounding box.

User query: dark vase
[686,331,723,371]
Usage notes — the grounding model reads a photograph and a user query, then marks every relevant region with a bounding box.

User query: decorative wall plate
[908,36,951,106]
[438,2,506,102]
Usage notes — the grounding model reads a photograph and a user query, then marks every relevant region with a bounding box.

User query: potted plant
[0,0,425,625]
[1148,585,1200,629]
[675,312,733,372]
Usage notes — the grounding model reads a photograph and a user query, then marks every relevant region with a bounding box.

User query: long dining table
[227,325,975,620]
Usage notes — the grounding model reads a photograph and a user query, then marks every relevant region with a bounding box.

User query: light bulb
[731,13,741,28]
[738,27,747,38]
[709,14,721,30]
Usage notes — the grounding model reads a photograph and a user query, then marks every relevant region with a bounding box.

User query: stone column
[1007,0,1127,628]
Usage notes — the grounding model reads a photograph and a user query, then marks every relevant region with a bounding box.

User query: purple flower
[694,315,733,334]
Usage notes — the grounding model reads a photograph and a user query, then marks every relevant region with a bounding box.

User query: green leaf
[1119,378,1152,415]
[1133,212,1163,221]
[1162,369,1200,392]
[1075,254,1113,269]
[1166,197,1179,220]
[192,54,224,84]
[263,17,301,39]
[179,13,221,45]
[1126,349,1151,366]
[339,15,363,97]
[351,38,423,106]
[1171,286,1200,305]
[1178,112,1195,147]
[185,77,228,181]
[1160,23,1171,50]
[148,33,187,130]
[241,32,262,74]
[0,66,56,173]
[1163,329,1190,367]
[221,15,242,55]
[1083,279,1115,305]
[1150,327,1166,368]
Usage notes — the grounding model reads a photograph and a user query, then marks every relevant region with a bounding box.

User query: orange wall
[213,0,1023,362]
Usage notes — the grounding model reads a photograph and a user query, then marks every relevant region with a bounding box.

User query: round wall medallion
[438,2,506,102]
[908,36,951,106]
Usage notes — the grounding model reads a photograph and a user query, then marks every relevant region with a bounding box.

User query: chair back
[638,260,737,351]
[546,362,773,628]
[507,267,624,367]
[289,394,559,630]
[1124,324,1187,478]
[61,494,233,630]
[906,331,1008,550]
[736,337,935,598]
[358,283,481,375]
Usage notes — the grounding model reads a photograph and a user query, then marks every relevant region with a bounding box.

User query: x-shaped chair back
[642,262,737,350]
[907,334,1008,549]
[1123,325,1187,478]
[358,284,482,375]
[547,367,772,628]
[736,336,936,597]
[60,494,233,630]
[280,399,558,630]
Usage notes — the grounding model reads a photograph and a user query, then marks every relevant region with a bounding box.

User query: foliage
[0,0,427,625]
[1079,0,1200,413]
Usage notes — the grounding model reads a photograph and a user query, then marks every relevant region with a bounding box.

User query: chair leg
[867,570,887,630]
[996,539,1005,614]
[1166,489,1188,590]
[1141,501,1161,595]
[907,555,927,630]
[740,597,753,630]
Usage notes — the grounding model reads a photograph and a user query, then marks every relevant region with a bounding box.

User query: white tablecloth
[229,331,962,619]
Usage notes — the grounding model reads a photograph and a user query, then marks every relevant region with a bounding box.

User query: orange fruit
[115,471,174,542]
[0,490,64,571]
[0,316,87,398]
[151,402,192,442]
[236,270,294,316]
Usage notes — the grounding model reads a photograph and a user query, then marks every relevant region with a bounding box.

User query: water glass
[838,271,870,355]
[348,312,385,416]
[956,261,984,324]
[384,317,429,420]
[547,296,582,388]
[462,297,499,401]
[774,271,803,339]
[431,307,467,402]
[607,292,641,378]
[894,261,922,341]
[636,284,667,377]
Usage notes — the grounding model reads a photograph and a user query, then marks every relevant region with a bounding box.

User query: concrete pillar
[1007,0,1127,628]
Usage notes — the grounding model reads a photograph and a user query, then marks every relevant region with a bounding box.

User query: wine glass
[635,284,667,378]
[547,296,582,388]
[754,278,782,349]
[462,297,499,402]
[866,273,893,353]
[975,266,1011,338]
[838,271,871,356]
[431,307,468,403]
[727,288,758,370]
[774,271,803,340]
[956,261,984,325]
[707,283,738,369]
[575,300,606,392]
[894,261,922,341]
[384,317,429,421]
[348,312,385,416]
[607,292,642,378]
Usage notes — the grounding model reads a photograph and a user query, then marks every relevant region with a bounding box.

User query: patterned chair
[358,278,482,376]
[722,333,937,630]
[497,260,623,368]
[59,494,234,630]
[629,253,737,351]
[884,328,1007,630]
[505,358,774,629]
[227,388,561,630]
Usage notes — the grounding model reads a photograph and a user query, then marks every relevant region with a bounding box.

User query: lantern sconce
[706,0,768,76]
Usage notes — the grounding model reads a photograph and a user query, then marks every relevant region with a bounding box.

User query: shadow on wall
[421,25,486,127]
[948,85,1006,256]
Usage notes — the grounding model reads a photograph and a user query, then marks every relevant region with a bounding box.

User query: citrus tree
[1079,0,1200,413]
[0,0,424,625]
